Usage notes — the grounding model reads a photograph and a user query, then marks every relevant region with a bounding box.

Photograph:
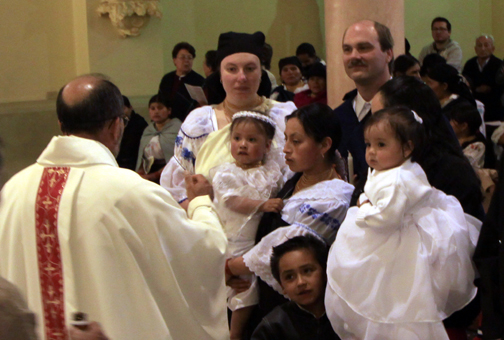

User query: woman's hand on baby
[259,198,284,213]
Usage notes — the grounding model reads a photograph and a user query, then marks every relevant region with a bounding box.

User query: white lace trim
[243,224,322,295]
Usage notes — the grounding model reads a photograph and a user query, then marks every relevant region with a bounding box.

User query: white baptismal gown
[326,159,481,340]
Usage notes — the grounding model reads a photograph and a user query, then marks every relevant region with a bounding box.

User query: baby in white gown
[210,111,283,340]
[325,107,481,340]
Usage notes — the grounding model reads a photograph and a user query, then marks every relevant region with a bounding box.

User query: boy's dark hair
[271,234,329,284]
[230,112,276,140]
[286,103,341,165]
[431,17,451,32]
[364,106,425,162]
[172,42,196,59]
[204,50,218,73]
[296,43,316,58]
[446,101,482,136]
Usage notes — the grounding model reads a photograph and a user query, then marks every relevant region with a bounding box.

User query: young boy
[251,235,340,340]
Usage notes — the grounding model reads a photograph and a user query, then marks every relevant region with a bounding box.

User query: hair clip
[232,111,277,128]
[411,110,423,124]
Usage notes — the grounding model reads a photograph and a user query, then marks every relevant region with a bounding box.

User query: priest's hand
[185,173,214,202]
[69,321,109,340]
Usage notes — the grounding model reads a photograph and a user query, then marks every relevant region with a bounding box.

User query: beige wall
[1,0,504,186]
[160,0,325,85]
[0,0,76,103]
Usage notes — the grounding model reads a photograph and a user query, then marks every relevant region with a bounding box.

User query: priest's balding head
[56,75,126,157]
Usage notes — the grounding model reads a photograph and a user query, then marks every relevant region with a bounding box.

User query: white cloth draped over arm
[160,106,216,203]
[243,224,324,295]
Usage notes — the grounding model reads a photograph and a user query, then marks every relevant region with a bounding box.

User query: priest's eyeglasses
[121,115,130,127]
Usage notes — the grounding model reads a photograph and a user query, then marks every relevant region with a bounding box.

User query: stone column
[324,0,405,108]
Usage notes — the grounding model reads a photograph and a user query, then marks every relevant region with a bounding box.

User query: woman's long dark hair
[378,76,466,171]
[393,54,419,77]
[285,103,341,164]
[427,63,476,106]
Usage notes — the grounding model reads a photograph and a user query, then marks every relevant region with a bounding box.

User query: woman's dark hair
[230,112,276,141]
[149,94,168,107]
[261,43,273,70]
[204,50,218,73]
[446,101,482,136]
[393,54,419,77]
[364,106,425,162]
[296,43,316,57]
[420,53,446,77]
[286,103,341,164]
[122,95,132,108]
[172,42,196,59]
[427,63,476,106]
[306,62,326,80]
[378,76,465,169]
[271,235,328,284]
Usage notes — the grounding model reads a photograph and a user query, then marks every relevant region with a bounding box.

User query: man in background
[418,17,463,72]
[463,35,504,122]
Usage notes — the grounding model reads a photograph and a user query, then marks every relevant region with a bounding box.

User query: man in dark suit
[463,35,504,122]
[333,20,394,182]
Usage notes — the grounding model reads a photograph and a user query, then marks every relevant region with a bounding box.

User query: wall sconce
[97,0,162,37]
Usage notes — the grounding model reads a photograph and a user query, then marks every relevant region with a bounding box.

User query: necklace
[222,96,264,123]
[235,160,263,170]
[294,167,336,194]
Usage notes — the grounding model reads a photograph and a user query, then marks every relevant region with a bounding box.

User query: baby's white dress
[325,159,481,340]
[243,178,354,295]
[211,161,282,311]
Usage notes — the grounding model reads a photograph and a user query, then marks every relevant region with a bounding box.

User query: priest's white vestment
[0,136,229,340]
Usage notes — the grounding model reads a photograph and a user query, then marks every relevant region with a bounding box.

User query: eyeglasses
[432,28,448,32]
[122,115,129,127]
[177,55,194,61]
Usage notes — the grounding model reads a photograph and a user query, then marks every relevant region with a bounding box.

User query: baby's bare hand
[357,199,371,207]
[259,198,284,213]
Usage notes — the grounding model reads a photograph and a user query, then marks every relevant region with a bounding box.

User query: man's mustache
[348,60,367,67]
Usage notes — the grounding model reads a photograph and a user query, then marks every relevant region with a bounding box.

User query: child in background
[446,101,486,169]
[326,107,481,340]
[447,101,498,212]
[210,111,284,340]
[136,95,181,183]
[251,235,340,340]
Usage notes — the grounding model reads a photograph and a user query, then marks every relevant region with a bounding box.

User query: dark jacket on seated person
[116,110,148,170]
[251,301,340,340]
[158,70,205,121]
